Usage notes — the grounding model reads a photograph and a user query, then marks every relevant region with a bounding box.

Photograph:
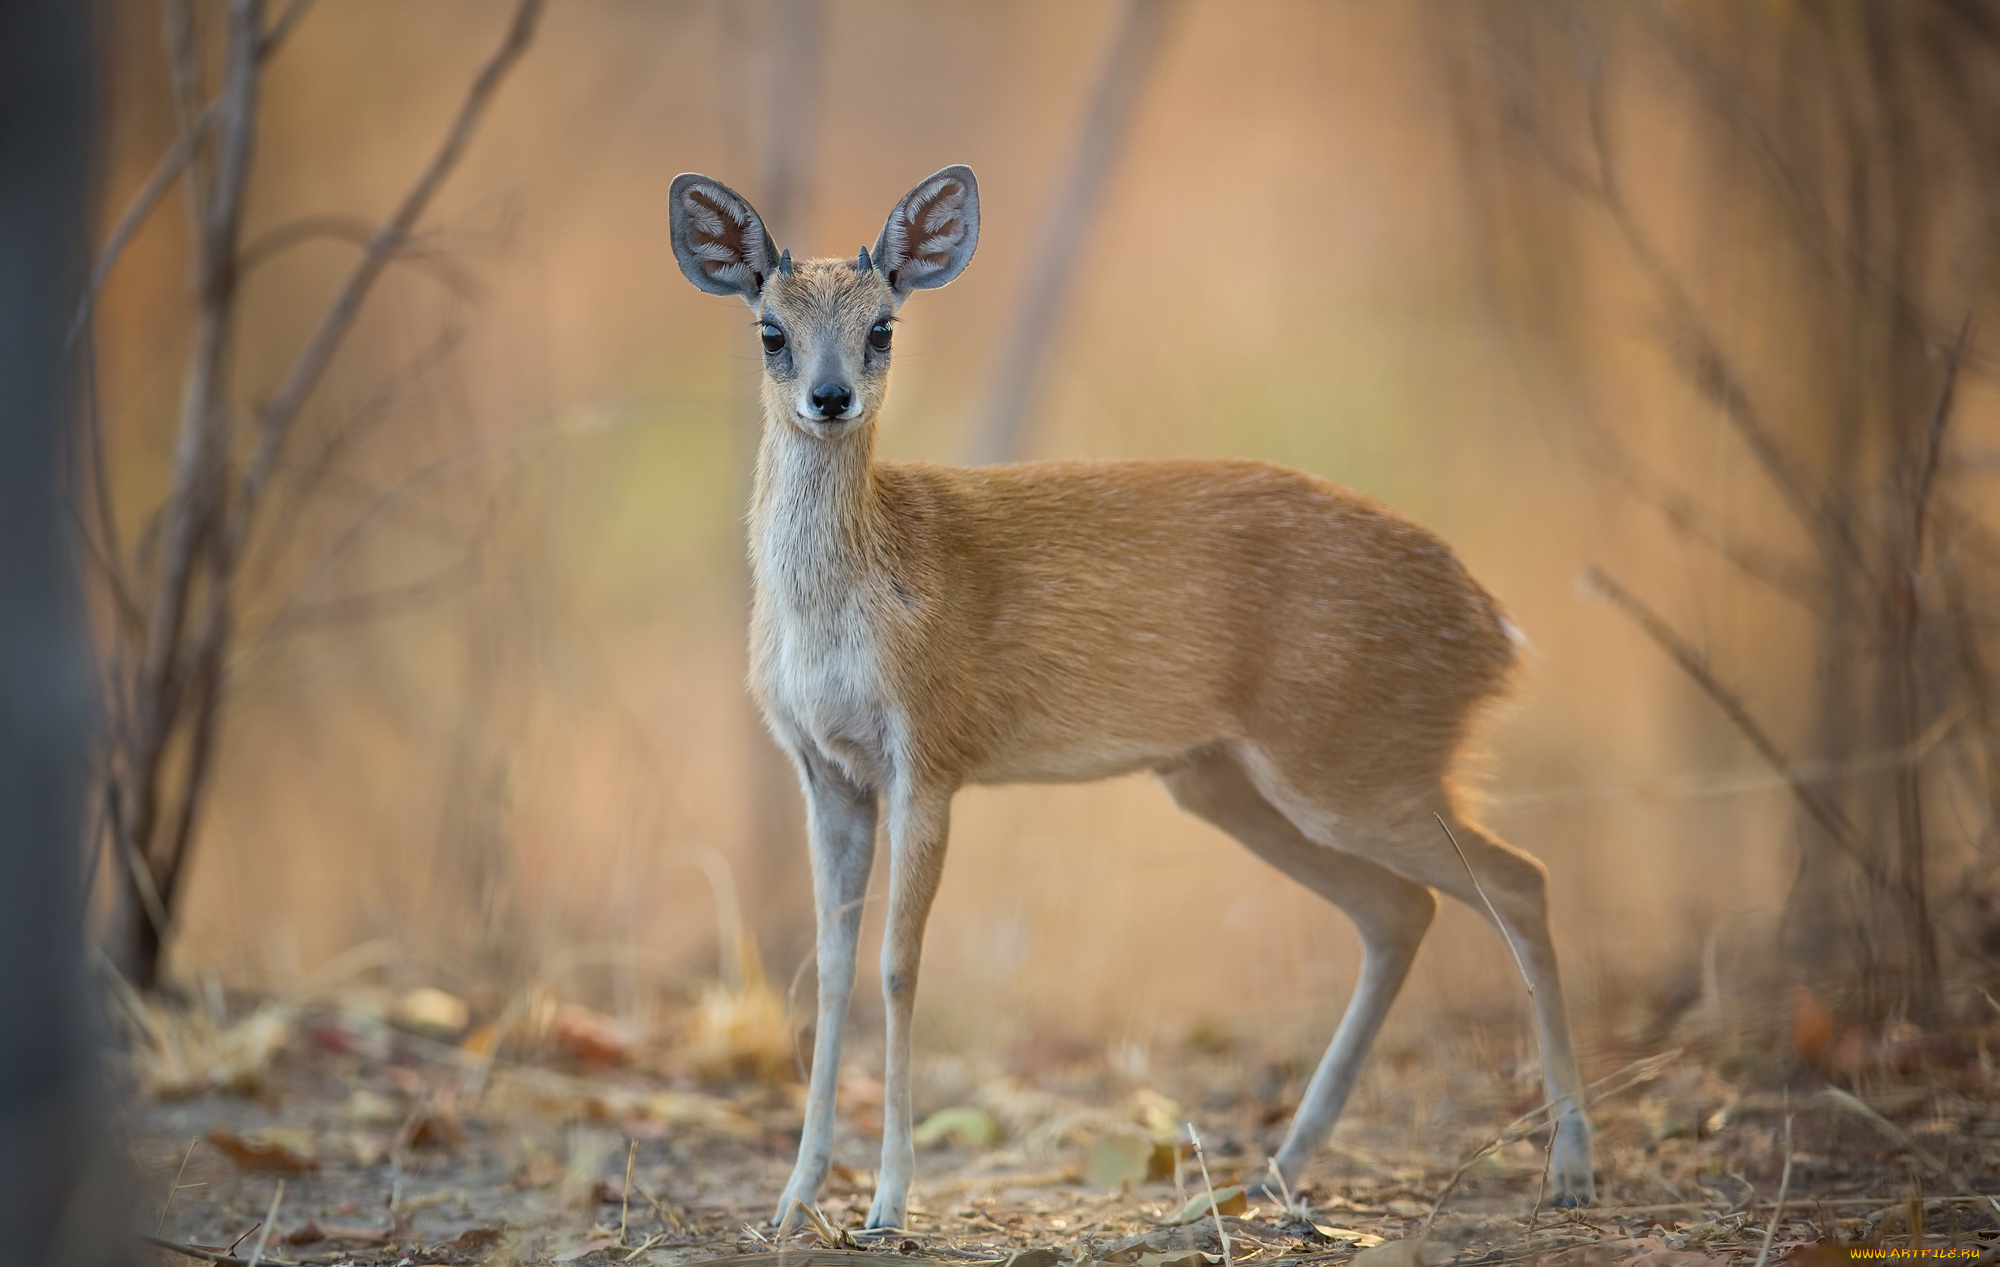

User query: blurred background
[80,0,2000,1080]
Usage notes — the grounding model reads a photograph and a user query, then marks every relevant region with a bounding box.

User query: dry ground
[122,978,2000,1267]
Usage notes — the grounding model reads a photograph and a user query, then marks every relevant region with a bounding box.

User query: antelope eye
[760,323,786,354]
[867,321,893,352]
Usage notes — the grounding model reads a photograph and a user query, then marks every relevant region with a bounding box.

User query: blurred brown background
[84,0,2000,1071]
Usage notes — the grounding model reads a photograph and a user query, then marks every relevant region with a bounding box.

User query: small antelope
[668,165,1594,1228]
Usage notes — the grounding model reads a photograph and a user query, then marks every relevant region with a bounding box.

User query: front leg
[865,784,953,1231]
[773,749,877,1228]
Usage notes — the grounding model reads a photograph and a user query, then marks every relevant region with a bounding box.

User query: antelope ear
[669,173,779,302]
[872,164,979,301]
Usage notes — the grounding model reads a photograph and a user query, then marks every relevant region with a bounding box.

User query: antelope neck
[749,409,885,607]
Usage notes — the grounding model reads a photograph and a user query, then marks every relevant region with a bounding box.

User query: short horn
[857,245,872,272]
[779,248,793,275]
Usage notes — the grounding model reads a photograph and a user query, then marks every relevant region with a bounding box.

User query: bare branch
[237,0,546,527]
[239,214,483,298]
[1576,62,1864,569]
[164,0,211,249]
[1573,419,1823,613]
[119,0,263,971]
[155,596,231,920]
[72,325,142,626]
[239,313,473,597]
[69,0,313,348]
[1488,21,1868,570]
[970,0,1182,463]
[1944,536,2000,835]
[1633,1,2000,381]
[1580,566,1886,888]
[260,0,316,53]
[268,546,487,634]
[228,413,574,686]
[1905,317,1970,581]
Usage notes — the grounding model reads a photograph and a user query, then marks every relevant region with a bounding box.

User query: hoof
[863,1195,907,1232]
[1548,1190,1588,1210]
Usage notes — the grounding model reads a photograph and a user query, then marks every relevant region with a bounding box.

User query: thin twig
[632,1180,686,1233]
[1567,27,1866,570]
[238,214,481,296]
[244,1181,285,1267]
[69,0,313,348]
[1572,420,1822,614]
[1752,1114,1794,1267]
[620,1139,636,1247]
[1422,1050,1680,1241]
[237,0,546,527]
[971,0,1182,462]
[163,0,211,261]
[1630,0,1998,380]
[1589,569,1983,964]
[137,1233,302,1267]
[259,0,316,52]
[117,0,264,982]
[72,319,140,631]
[1435,812,1556,1238]
[1187,1123,1233,1267]
[1906,316,1971,597]
[1435,814,1535,994]
[227,409,579,685]
[236,311,473,599]
[1818,1087,1957,1185]
[158,1136,202,1233]
[1581,567,1880,885]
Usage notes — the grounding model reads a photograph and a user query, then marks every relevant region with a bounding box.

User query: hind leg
[1160,750,1437,1188]
[1372,811,1595,1207]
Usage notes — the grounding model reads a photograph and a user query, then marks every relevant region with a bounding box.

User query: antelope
[667,164,1595,1230]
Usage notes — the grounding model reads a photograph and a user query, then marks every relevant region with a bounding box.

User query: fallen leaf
[1312,1225,1384,1248]
[305,1223,392,1245]
[1350,1238,1450,1267]
[554,1004,636,1068]
[1104,1224,1220,1261]
[913,1105,1003,1149]
[1164,1185,1246,1225]
[391,987,470,1040]
[446,1227,507,1254]
[305,1012,392,1061]
[458,1022,500,1058]
[1085,1127,1156,1189]
[347,1131,390,1167]
[341,1089,403,1126]
[403,1103,468,1152]
[1793,985,1836,1063]
[512,1155,565,1190]
[552,1236,621,1262]
[1620,1233,1738,1267]
[639,1089,759,1139]
[285,1221,326,1246]
[1133,1088,1184,1141]
[206,1127,318,1174]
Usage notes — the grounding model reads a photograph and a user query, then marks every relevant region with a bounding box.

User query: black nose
[809,381,853,419]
